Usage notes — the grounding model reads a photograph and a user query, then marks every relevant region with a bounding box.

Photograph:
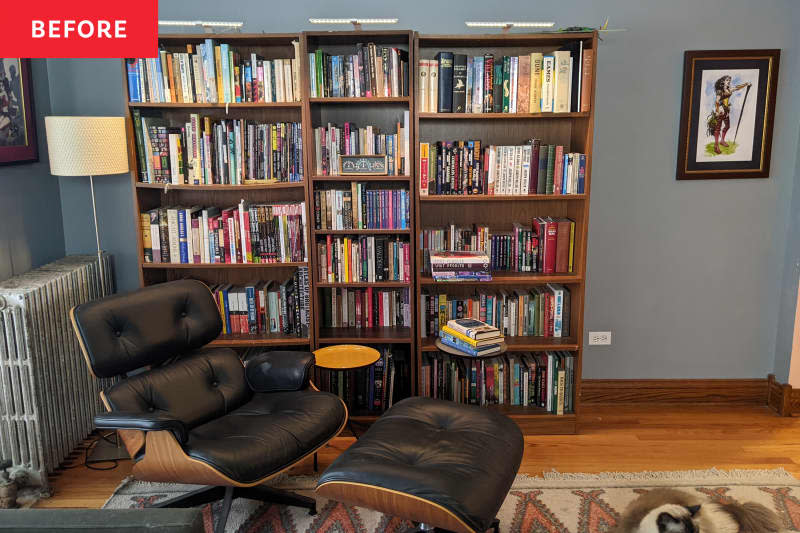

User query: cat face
[637,504,700,533]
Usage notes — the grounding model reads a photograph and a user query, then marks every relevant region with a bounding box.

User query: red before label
[0,0,158,58]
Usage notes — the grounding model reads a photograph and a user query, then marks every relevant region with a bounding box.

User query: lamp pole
[88,175,105,296]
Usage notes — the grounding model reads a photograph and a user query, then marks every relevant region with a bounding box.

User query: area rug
[103,468,800,532]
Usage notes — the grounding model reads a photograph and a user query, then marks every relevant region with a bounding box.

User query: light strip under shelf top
[308,18,399,25]
[465,21,555,28]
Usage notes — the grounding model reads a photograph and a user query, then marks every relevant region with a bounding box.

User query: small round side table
[311,344,381,471]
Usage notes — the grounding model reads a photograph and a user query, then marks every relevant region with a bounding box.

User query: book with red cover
[553,145,564,194]
[543,219,558,274]
[555,219,572,273]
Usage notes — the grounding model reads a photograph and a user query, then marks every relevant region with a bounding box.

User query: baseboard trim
[581,378,769,405]
[766,374,800,416]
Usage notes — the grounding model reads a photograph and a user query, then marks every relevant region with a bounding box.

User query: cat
[611,488,784,533]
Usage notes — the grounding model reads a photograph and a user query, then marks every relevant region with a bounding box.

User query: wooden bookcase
[122,30,597,434]
[122,33,314,350]
[413,32,597,434]
[301,30,416,422]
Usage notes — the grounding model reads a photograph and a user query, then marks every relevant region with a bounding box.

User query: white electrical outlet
[589,331,612,345]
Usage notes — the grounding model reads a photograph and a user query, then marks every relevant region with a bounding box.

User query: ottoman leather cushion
[318,397,524,532]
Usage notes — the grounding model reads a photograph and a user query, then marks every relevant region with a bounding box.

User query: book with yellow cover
[441,325,503,347]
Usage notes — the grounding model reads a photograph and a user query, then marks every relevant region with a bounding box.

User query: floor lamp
[45,117,129,296]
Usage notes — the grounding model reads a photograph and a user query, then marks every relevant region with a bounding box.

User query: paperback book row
[208,270,310,338]
[313,115,410,176]
[418,140,586,196]
[420,351,576,414]
[126,40,301,103]
[418,44,592,114]
[317,236,411,283]
[421,218,576,275]
[439,318,505,358]
[314,185,411,230]
[133,112,303,185]
[321,287,412,329]
[420,285,572,339]
[139,201,308,265]
[428,251,491,282]
[312,346,410,415]
[308,44,409,99]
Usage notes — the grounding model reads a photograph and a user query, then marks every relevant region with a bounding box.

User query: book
[418,59,429,112]
[439,332,503,357]
[541,56,554,112]
[553,50,572,113]
[435,52,454,112]
[447,318,502,340]
[317,236,411,283]
[452,54,467,113]
[529,53,543,112]
[314,121,406,176]
[580,49,593,112]
[310,44,409,98]
[320,287,411,328]
[440,325,502,347]
[517,55,530,114]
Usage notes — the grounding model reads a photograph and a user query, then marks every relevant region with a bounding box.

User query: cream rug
[103,468,800,532]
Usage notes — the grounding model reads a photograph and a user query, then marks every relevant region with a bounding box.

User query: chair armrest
[94,412,189,444]
[245,350,315,393]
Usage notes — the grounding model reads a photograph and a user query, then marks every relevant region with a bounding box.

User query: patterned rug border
[105,468,800,508]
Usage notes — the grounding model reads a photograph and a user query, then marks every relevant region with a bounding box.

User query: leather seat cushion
[185,390,346,484]
[317,397,523,533]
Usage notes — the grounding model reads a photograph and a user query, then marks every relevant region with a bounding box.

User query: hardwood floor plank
[35,404,800,509]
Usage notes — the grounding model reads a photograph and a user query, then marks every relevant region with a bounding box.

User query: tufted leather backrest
[103,347,252,429]
[71,280,222,378]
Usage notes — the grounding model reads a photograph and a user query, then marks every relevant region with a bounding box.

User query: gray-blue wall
[49,0,800,379]
[0,59,65,281]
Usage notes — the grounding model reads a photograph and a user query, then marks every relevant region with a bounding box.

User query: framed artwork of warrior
[0,58,38,165]
[677,49,779,180]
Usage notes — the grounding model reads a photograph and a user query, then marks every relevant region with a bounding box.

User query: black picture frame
[677,50,779,180]
[0,58,38,165]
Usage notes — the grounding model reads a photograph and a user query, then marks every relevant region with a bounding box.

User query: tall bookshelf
[301,31,416,422]
[413,32,597,434]
[122,30,597,435]
[122,33,314,351]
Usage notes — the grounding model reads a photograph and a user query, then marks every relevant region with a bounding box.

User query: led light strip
[465,21,555,28]
[158,20,245,28]
[308,18,399,25]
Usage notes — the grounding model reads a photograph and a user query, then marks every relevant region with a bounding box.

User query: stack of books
[439,318,504,357]
[429,251,491,281]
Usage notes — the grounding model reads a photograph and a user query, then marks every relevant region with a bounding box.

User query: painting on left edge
[0,59,38,164]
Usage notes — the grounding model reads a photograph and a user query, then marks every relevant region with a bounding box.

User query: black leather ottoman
[316,397,524,533]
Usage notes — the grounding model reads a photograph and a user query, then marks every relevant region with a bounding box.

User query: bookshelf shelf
[316,281,410,288]
[311,175,413,182]
[309,97,411,104]
[210,333,311,347]
[420,194,586,202]
[419,336,579,352]
[318,326,412,344]
[313,229,412,235]
[418,273,582,285]
[128,102,302,109]
[141,262,307,269]
[135,182,305,190]
[418,112,589,120]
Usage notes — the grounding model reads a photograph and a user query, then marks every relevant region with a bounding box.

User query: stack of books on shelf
[429,250,490,282]
[417,45,592,113]
[310,346,411,415]
[420,219,575,275]
[308,44,410,98]
[439,318,504,357]
[320,288,411,329]
[421,285,571,339]
[209,270,310,338]
[313,117,410,176]
[139,200,308,264]
[317,236,410,283]
[421,351,575,414]
[314,184,410,230]
[418,139,585,196]
[133,112,303,185]
[126,40,301,103]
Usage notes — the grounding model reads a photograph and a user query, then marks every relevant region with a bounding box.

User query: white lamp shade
[45,116,129,177]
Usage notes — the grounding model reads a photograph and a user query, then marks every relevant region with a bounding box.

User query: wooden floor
[36,403,800,509]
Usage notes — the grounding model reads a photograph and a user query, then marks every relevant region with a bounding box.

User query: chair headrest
[71,280,222,378]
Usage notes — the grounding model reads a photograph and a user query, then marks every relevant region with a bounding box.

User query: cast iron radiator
[0,254,115,489]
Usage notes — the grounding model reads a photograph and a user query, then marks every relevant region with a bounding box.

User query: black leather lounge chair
[70,279,347,533]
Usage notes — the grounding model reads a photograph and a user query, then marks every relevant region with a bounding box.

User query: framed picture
[677,49,779,179]
[0,58,38,165]
[339,154,388,175]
